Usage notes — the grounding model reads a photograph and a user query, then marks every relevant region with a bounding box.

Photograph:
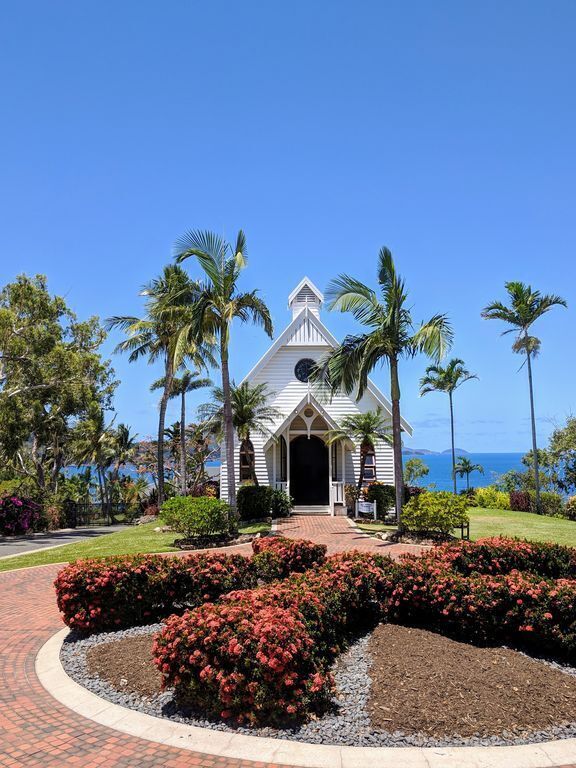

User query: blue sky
[1,2,574,453]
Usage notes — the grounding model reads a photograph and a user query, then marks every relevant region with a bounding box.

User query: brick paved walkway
[275,514,427,558]
[1,521,574,768]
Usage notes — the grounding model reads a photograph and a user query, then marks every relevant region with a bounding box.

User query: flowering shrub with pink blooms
[389,552,576,657]
[418,537,576,579]
[153,551,395,724]
[54,536,325,634]
[0,495,42,535]
[55,552,257,633]
[250,535,327,580]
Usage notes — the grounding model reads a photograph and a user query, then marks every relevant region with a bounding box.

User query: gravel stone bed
[60,626,576,748]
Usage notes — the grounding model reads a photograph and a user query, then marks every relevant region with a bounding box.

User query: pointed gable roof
[288,277,324,308]
[241,303,413,435]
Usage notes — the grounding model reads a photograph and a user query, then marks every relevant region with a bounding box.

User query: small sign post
[355,500,377,520]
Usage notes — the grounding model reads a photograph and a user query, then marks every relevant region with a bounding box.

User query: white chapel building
[220,278,413,515]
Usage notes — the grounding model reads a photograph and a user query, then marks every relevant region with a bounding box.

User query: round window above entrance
[294,358,315,383]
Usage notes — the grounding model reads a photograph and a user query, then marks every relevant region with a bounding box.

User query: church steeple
[288,277,324,319]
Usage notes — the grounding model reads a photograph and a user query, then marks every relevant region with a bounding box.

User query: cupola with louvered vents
[288,277,324,319]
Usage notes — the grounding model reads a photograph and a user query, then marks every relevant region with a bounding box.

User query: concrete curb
[36,628,576,768]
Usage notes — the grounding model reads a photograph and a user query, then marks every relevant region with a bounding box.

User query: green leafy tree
[151,370,211,494]
[314,247,452,524]
[547,417,576,493]
[403,457,430,486]
[199,381,281,485]
[324,409,391,489]
[107,265,215,505]
[454,456,484,491]
[0,274,117,493]
[419,358,478,493]
[186,421,219,491]
[175,230,273,509]
[482,282,567,512]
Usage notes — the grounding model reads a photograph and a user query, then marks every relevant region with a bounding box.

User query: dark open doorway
[290,434,329,505]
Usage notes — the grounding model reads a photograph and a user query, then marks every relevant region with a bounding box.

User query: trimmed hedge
[390,552,576,657]
[160,496,232,538]
[419,537,576,579]
[54,536,325,634]
[237,485,293,520]
[153,552,394,724]
[402,491,469,534]
[510,490,531,512]
[250,535,327,580]
[55,552,256,633]
[364,483,395,519]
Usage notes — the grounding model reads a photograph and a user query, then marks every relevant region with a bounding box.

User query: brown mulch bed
[368,624,576,738]
[87,634,162,698]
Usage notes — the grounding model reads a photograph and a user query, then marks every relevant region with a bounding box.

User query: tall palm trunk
[526,349,541,513]
[157,357,174,506]
[466,472,470,491]
[449,392,457,494]
[180,391,187,495]
[220,334,236,512]
[390,356,404,527]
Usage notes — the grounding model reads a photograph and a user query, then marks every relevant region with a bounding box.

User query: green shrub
[402,491,469,535]
[344,484,362,511]
[566,496,576,521]
[161,496,231,538]
[475,485,511,510]
[270,488,292,518]
[365,482,395,519]
[236,485,273,520]
[533,491,565,518]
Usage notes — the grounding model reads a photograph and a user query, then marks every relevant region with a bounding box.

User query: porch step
[292,505,331,516]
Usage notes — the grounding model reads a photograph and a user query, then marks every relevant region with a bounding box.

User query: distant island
[402,447,470,456]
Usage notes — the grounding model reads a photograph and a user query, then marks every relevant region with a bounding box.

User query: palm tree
[324,408,391,489]
[110,423,138,483]
[72,404,116,511]
[199,381,281,485]
[313,247,452,525]
[419,358,478,493]
[107,265,215,505]
[175,230,273,509]
[454,456,484,491]
[482,282,567,512]
[151,370,212,494]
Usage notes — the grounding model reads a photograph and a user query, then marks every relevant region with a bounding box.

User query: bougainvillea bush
[153,552,395,724]
[0,495,42,535]
[55,536,325,634]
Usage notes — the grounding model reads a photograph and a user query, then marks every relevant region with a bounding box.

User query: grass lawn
[0,520,271,573]
[356,508,576,547]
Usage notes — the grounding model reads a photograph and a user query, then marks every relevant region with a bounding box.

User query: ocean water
[405,452,525,492]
